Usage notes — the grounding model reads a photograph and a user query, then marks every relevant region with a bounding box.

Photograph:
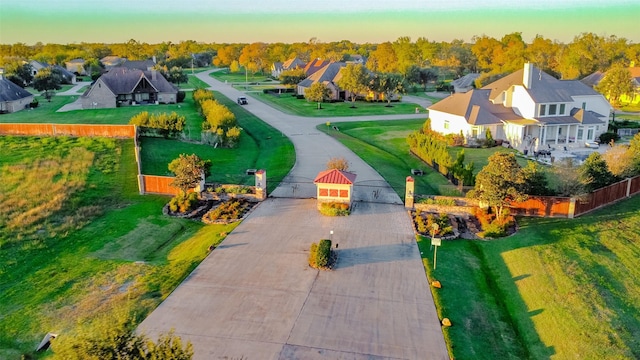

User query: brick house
[81,67,178,109]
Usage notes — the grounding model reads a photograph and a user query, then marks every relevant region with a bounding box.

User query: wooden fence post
[568,198,576,219]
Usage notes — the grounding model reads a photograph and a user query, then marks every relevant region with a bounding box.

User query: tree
[168,66,188,85]
[579,152,619,192]
[239,42,268,74]
[168,154,211,194]
[367,42,398,73]
[602,145,637,178]
[595,64,634,106]
[304,82,331,109]
[5,62,34,87]
[279,68,306,88]
[370,73,406,106]
[551,158,585,196]
[630,132,640,175]
[33,67,62,102]
[521,161,551,195]
[336,64,369,106]
[468,152,527,219]
[326,157,349,171]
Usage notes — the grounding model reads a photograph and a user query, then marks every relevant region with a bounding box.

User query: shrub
[203,199,252,222]
[308,243,318,268]
[316,239,332,268]
[319,202,350,216]
[598,131,619,144]
[169,191,199,213]
[30,98,39,108]
[176,90,186,103]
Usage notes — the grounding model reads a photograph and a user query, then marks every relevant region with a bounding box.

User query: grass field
[0,136,240,359]
[209,70,272,84]
[317,120,456,196]
[139,91,295,192]
[252,92,422,117]
[420,196,640,359]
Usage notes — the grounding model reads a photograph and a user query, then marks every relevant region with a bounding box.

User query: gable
[313,169,357,185]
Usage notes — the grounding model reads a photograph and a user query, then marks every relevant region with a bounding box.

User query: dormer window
[549,104,557,115]
[539,104,546,116]
[559,104,566,115]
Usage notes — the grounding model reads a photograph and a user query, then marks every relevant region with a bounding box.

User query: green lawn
[421,197,640,359]
[318,120,456,196]
[178,74,210,90]
[140,91,295,192]
[209,70,272,84]
[253,92,423,117]
[447,146,528,175]
[0,136,239,359]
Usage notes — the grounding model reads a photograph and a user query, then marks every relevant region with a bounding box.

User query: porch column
[554,125,559,144]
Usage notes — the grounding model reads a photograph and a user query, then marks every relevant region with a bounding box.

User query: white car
[237,97,248,105]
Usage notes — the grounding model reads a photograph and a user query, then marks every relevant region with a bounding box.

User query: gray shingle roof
[298,62,346,88]
[92,68,177,95]
[482,64,600,103]
[428,89,521,125]
[0,78,33,102]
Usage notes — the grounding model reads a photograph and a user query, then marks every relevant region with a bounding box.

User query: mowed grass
[318,120,456,196]
[140,91,295,192]
[447,146,528,175]
[252,91,422,117]
[0,136,238,359]
[209,70,272,83]
[420,197,640,359]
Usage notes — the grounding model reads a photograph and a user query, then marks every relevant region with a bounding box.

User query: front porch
[518,123,601,153]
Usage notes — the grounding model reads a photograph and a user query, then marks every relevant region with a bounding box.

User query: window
[319,188,328,196]
[587,127,594,140]
[339,190,349,198]
[549,104,557,115]
[539,104,546,116]
[577,127,584,140]
[330,189,339,197]
[444,120,449,130]
[559,104,565,115]
[558,127,563,136]
[582,102,586,110]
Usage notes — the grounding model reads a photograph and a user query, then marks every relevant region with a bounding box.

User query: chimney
[523,62,534,89]
[151,69,157,81]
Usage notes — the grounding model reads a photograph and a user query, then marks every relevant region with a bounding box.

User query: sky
[1,0,638,45]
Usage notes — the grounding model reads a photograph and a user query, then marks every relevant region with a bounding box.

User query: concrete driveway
[137,71,449,359]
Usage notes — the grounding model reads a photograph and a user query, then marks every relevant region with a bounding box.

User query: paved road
[138,71,449,359]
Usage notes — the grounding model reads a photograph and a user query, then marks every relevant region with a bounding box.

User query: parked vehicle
[237,96,248,105]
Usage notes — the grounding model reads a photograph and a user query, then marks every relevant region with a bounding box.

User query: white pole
[433,245,438,270]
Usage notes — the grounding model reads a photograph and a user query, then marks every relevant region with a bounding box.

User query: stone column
[255,169,267,201]
[405,176,415,209]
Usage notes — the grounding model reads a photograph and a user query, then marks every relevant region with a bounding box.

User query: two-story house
[428,63,612,151]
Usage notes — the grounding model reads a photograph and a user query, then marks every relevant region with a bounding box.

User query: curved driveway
[138,71,448,359]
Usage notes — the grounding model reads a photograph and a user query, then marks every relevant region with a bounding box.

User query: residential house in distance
[100,56,126,70]
[81,67,178,109]
[121,59,156,71]
[0,72,34,114]
[297,62,346,100]
[346,54,366,65]
[303,59,331,77]
[451,73,480,93]
[28,60,76,84]
[65,58,86,75]
[582,65,640,105]
[271,57,306,78]
[428,62,612,151]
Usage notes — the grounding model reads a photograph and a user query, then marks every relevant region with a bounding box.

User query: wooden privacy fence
[140,175,181,195]
[0,123,136,138]
[410,175,640,219]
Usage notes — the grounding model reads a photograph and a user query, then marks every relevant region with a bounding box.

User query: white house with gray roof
[428,63,612,151]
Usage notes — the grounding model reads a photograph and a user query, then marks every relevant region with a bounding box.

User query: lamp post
[431,223,440,270]
[330,230,333,241]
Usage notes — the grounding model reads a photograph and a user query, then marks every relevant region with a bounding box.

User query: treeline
[2,33,639,81]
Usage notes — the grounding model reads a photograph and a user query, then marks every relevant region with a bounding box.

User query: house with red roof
[428,62,612,151]
[313,169,357,207]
